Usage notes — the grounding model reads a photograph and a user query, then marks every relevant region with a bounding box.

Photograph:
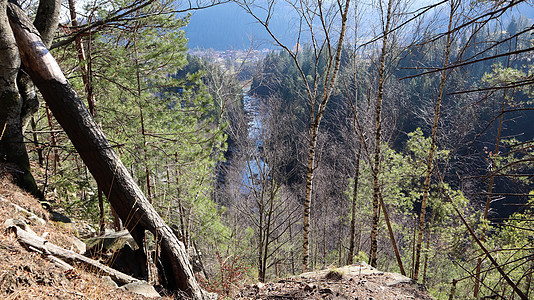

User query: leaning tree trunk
[6,4,205,299]
[20,0,60,128]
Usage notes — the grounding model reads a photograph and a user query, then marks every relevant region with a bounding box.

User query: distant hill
[184,1,534,51]
[185,2,299,50]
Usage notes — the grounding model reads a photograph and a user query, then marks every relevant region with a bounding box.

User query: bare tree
[223,94,301,281]
[413,0,457,281]
[238,0,351,272]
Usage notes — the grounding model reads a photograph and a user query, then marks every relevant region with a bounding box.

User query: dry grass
[0,168,161,299]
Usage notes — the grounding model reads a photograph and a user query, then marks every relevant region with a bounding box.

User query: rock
[300,261,383,280]
[325,269,343,281]
[385,272,412,286]
[69,237,86,254]
[49,211,72,223]
[27,215,46,226]
[101,276,118,289]
[4,218,36,235]
[0,198,47,225]
[84,230,138,252]
[85,230,146,278]
[336,261,384,276]
[120,281,160,298]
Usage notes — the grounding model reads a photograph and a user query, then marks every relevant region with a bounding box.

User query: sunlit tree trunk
[67,0,106,233]
[0,0,28,191]
[238,0,351,273]
[413,0,455,281]
[175,153,187,247]
[347,147,361,264]
[379,192,405,275]
[422,211,435,286]
[301,0,351,272]
[369,0,394,268]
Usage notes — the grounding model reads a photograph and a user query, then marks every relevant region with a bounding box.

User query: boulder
[120,281,160,298]
[84,230,138,253]
[101,276,118,289]
[4,218,36,235]
[69,237,86,254]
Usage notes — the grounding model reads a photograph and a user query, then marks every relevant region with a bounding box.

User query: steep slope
[0,167,161,299]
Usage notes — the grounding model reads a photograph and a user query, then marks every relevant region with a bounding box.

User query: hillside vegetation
[0,0,533,299]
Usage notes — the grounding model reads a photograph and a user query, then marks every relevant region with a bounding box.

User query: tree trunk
[33,0,61,48]
[369,0,394,268]
[7,4,205,298]
[258,197,265,282]
[67,0,96,115]
[379,192,405,275]
[8,0,60,198]
[347,147,361,265]
[18,0,60,130]
[300,0,351,273]
[30,117,44,166]
[422,211,434,286]
[413,0,455,281]
[175,153,187,247]
[44,104,60,174]
[67,0,105,234]
[302,127,317,272]
[0,0,42,199]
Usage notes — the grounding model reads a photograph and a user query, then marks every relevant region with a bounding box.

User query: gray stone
[84,230,138,252]
[120,281,160,298]
[204,291,219,299]
[101,276,118,289]
[385,272,413,286]
[27,215,46,226]
[69,237,86,254]
[299,261,384,280]
[4,218,36,235]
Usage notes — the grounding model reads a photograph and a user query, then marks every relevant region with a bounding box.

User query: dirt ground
[235,264,433,299]
[0,171,152,299]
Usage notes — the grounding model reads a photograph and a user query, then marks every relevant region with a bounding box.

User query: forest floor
[0,166,433,299]
[0,168,155,299]
[235,264,433,300]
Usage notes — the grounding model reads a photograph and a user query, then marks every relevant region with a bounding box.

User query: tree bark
[33,0,61,48]
[347,147,361,265]
[0,0,60,198]
[301,0,351,272]
[19,0,60,129]
[0,0,42,199]
[7,4,205,299]
[413,0,455,281]
[369,0,394,268]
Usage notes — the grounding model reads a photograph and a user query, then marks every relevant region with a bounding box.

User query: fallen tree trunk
[7,223,139,284]
[6,4,205,299]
